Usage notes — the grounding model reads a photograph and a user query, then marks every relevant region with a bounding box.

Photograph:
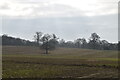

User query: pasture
[2,46,119,78]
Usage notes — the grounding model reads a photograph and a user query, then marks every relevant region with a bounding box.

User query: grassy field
[2,46,119,78]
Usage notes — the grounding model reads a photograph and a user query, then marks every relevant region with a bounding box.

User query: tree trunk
[45,41,48,54]
[45,48,48,54]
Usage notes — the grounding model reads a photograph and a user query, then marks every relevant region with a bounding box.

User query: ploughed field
[2,46,119,78]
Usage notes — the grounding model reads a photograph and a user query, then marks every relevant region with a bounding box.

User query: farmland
[2,46,119,78]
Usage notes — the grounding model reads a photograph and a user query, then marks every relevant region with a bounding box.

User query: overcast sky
[0,0,119,43]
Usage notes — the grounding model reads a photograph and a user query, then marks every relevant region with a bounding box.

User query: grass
[2,46,119,78]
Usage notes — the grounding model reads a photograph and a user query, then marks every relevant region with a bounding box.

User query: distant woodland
[1,32,119,51]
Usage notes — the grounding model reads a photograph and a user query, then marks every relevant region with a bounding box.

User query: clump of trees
[74,38,87,48]
[1,32,119,53]
[58,33,118,50]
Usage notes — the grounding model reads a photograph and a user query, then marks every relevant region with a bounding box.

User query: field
[2,46,119,78]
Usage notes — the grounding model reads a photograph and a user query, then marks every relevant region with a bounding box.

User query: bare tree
[34,32,42,46]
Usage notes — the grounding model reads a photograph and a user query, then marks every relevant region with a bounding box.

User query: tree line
[1,34,37,46]
[1,32,119,54]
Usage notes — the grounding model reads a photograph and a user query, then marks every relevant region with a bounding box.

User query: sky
[0,0,119,43]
